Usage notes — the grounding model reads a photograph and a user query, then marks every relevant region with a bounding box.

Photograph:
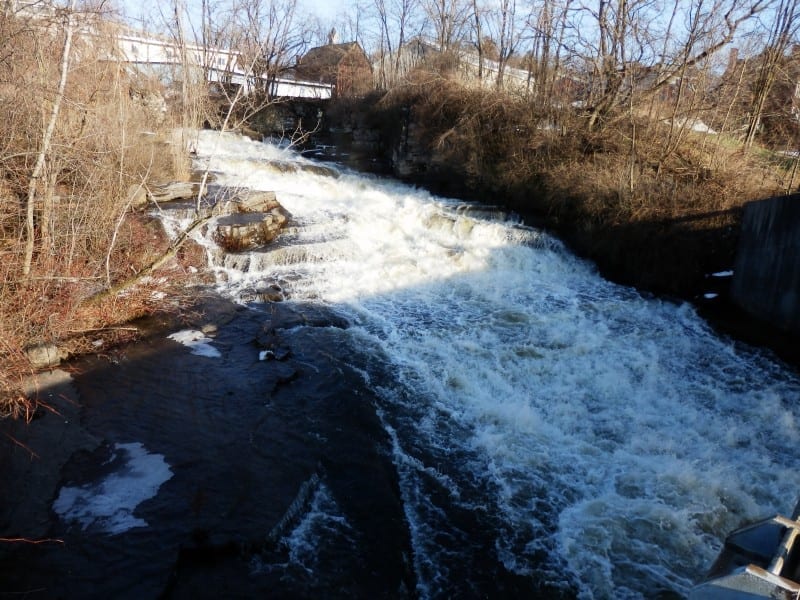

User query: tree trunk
[23,0,77,277]
[471,0,483,80]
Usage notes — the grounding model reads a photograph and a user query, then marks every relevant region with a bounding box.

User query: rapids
[178,130,800,599]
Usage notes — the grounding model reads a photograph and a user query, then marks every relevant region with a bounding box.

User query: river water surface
[174,131,800,599]
[4,130,799,600]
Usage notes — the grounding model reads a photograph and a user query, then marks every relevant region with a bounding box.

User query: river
[4,130,799,599]
[184,130,800,598]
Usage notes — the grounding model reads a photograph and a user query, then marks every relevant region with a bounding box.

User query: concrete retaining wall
[731,193,800,334]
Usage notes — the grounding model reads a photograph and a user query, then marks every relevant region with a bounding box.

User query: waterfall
[186,130,800,599]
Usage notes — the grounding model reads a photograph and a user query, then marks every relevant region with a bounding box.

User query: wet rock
[2,301,415,597]
[148,181,207,205]
[214,209,288,251]
[264,159,339,179]
[265,305,305,331]
[258,345,291,362]
[256,326,278,347]
[265,304,349,331]
[256,284,284,302]
[255,325,291,360]
[239,126,262,141]
[300,163,340,179]
[25,343,68,369]
[272,362,298,385]
[206,189,289,252]
[234,191,279,213]
[296,306,349,330]
[272,346,291,361]
[265,160,299,174]
[0,370,100,540]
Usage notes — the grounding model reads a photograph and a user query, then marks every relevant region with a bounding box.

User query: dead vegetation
[0,10,206,418]
[370,74,790,295]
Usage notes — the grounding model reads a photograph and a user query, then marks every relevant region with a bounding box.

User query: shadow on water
[2,229,798,599]
[0,291,557,599]
[0,296,416,599]
[581,208,800,371]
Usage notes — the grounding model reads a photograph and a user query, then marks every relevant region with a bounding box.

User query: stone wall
[731,193,800,334]
[245,100,326,140]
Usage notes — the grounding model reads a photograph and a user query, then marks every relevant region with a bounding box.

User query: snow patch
[53,442,173,535]
[168,329,221,358]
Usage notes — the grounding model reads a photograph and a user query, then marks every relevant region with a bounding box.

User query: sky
[303,0,350,22]
[119,0,354,31]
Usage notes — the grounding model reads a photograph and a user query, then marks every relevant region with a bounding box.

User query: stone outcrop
[230,190,279,212]
[214,211,287,249]
[25,343,68,370]
[263,159,340,179]
[128,180,208,211]
[213,190,289,251]
[132,180,290,252]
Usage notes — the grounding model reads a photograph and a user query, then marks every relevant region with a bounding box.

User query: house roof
[300,42,365,69]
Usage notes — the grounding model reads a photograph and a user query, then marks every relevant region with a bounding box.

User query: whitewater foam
[191,130,800,599]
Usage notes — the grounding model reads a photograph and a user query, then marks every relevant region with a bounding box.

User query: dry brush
[0,8,198,417]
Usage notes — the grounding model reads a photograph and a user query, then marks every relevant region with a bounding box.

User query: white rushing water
[185,130,800,599]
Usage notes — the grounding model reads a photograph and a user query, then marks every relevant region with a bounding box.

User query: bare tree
[528,0,558,97]
[579,0,771,131]
[470,0,485,78]
[23,0,77,276]
[491,0,520,88]
[234,0,310,97]
[423,0,470,51]
[372,0,421,87]
[744,0,800,148]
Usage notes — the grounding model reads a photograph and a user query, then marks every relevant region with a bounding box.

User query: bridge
[113,30,333,100]
[5,0,332,100]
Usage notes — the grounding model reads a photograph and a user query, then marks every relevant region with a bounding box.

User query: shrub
[0,11,194,416]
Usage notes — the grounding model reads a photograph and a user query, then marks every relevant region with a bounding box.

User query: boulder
[25,343,68,370]
[148,181,207,205]
[255,284,285,302]
[214,207,288,251]
[264,159,339,179]
[299,163,340,179]
[234,191,279,213]
[130,175,217,211]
